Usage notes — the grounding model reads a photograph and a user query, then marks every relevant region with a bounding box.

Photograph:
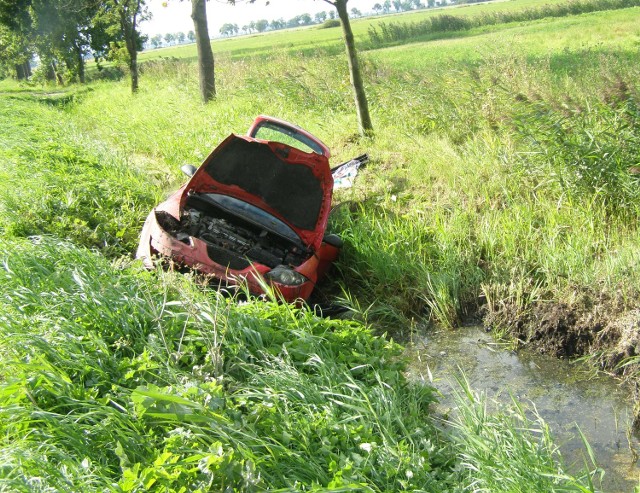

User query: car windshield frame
[191,192,306,248]
[251,120,326,156]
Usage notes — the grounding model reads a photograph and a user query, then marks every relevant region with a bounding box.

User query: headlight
[264,265,308,286]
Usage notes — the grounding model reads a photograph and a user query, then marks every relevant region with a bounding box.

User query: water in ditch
[406,326,639,493]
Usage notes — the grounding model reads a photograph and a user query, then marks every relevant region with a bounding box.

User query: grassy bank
[70,6,640,329]
[0,236,447,491]
[1,0,639,489]
[0,95,599,489]
[66,1,640,417]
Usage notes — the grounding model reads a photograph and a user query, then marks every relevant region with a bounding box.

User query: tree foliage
[0,0,147,87]
[94,0,148,93]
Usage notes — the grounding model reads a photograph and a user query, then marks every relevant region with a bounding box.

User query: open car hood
[182,134,334,251]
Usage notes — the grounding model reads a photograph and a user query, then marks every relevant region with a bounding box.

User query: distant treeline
[367,0,640,45]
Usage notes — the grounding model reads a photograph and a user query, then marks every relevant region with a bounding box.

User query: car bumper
[137,209,339,303]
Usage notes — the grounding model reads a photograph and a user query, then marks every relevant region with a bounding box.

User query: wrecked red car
[137,115,345,302]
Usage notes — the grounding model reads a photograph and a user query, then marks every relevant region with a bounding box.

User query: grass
[0,234,599,490]
[0,93,163,257]
[137,0,611,62]
[366,0,640,48]
[0,236,456,491]
[1,0,638,489]
[71,6,640,326]
[448,375,602,492]
[368,8,640,70]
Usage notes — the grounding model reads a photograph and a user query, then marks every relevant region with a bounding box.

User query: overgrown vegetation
[0,237,449,490]
[1,0,639,489]
[449,376,602,493]
[0,96,161,257]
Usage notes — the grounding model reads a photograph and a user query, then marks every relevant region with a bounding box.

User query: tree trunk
[129,50,138,92]
[335,0,373,136]
[47,61,57,82]
[15,60,32,80]
[75,43,86,84]
[191,0,215,102]
[120,5,139,93]
[124,29,139,92]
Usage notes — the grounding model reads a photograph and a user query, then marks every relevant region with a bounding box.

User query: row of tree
[373,0,429,13]
[218,0,449,38]
[0,0,146,87]
[149,31,196,48]
[0,0,373,136]
[219,8,364,36]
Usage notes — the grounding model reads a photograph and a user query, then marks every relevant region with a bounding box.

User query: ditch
[406,326,639,493]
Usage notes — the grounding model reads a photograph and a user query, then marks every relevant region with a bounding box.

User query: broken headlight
[265,265,308,286]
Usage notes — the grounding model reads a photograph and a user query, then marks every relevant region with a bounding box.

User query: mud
[481,291,640,427]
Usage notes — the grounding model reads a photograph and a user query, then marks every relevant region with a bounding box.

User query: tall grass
[448,375,601,492]
[0,97,162,257]
[0,238,599,491]
[55,13,640,332]
[0,236,456,491]
[367,0,640,47]
[0,6,632,489]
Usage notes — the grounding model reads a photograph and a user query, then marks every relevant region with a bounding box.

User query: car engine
[156,207,309,271]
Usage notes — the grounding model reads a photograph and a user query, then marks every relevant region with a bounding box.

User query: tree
[33,0,101,84]
[150,33,163,48]
[372,3,383,14]
[321,0,373,136]
[184,0,256,103]
[219,22,236,36]
[164,32,175,44]
[270,18,285,30]
[287,16,301,28]
[0,25,32,80]
[190,0,215,101]
[0,0,103,84]
[350,7,362,17]
[254,19,269,32]
[177,31,185,43]
[187,29,195,42]
[96,0,148,93]
[314,11,327,23]
[383,0,392,12]
[226,0,371,135]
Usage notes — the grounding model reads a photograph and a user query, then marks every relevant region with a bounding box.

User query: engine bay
[155,196,310,271]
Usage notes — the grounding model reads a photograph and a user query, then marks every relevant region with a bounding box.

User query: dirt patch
[482,292,640,426]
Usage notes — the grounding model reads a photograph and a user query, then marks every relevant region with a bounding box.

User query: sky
[142,0,376,38]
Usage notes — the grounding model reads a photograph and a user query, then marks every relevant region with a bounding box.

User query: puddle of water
[406,327,640,493]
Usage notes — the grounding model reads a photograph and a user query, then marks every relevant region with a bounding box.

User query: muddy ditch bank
[481,291,640,428]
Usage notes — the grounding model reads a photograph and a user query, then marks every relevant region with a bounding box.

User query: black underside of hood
[204,137,323,231]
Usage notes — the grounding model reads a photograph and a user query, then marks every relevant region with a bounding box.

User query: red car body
[136,116,342,302]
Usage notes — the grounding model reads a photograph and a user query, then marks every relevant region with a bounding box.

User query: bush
[320,19,341,29]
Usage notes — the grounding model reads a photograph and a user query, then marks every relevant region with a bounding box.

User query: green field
[1,0,639,490]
